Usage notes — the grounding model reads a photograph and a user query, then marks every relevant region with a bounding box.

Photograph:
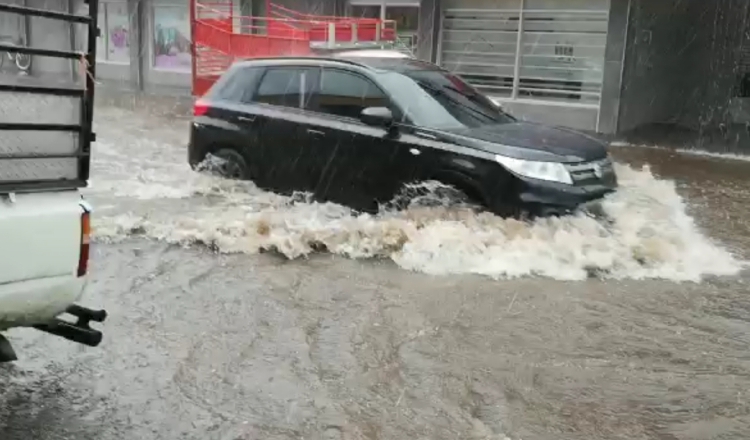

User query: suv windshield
[373,65,514,129]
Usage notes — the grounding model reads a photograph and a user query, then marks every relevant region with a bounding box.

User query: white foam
[87,108,743,282]
[611,141,750,162]
[91,164,742,281]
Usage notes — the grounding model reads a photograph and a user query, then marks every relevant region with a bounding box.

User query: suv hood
[432,122,608,163]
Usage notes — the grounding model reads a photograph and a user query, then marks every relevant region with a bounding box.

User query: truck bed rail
[0,0,98,193]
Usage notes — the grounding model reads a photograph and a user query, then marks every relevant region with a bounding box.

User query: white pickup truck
[0,0,106,362]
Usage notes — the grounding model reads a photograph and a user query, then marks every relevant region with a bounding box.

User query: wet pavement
[1,107,750,440]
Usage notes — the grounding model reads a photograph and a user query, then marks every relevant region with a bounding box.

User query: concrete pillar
[597,0,630,134]
[416,0,439,62]
[128,0,143,90]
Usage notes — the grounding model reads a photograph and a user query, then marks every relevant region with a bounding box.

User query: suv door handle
[306,129,325,136]
[237,115,256,122]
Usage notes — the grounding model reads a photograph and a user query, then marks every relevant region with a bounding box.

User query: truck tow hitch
[33,304,107,347]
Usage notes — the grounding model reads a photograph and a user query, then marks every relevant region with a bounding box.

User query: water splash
[611,141,750,162]
[90,158,742,281]
[84,107,743,282]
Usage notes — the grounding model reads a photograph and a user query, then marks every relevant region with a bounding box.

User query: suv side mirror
[360,107,393,128]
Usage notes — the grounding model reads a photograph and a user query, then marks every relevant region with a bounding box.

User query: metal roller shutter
[439,0,521,96]
[439,0,609,104]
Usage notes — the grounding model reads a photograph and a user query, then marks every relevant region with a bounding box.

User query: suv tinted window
[311,69,389,119]
[254,67,315,108]
[210,66,263,102]
[375,69,514,129]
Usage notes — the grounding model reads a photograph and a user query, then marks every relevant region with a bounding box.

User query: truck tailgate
[0,191,83,286]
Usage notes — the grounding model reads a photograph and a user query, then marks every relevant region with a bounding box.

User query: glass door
[349,1,419,54]
[384,5,418,54]
[350,4,382,19]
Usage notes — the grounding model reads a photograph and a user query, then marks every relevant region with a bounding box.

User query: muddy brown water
[1,108,749,440]
[612,147,750,261]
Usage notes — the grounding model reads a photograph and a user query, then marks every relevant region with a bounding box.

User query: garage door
[439,0,610,104]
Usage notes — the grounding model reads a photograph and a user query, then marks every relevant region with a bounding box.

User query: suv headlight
[494,154,573,185]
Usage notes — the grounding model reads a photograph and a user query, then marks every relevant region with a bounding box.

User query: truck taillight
[194,100,209,117]
[77,210,91,277]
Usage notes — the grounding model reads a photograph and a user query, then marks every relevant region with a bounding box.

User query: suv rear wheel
[212,148,251,180]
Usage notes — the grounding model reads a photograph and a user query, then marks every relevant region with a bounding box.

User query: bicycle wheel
[15,52,31,71]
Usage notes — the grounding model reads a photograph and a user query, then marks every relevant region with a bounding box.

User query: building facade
[416,0,614,132]
[414,0,750,144]
[2,0,748,149]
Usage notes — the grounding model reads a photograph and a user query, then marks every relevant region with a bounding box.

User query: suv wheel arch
[208,146,255,180]
[428,169,487,207]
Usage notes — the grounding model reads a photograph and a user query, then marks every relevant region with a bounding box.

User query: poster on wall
[106,2,130,63]
[153,6,191,71]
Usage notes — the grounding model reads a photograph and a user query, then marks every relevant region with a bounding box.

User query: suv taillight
[194,100,209,117]
[77,208,91,277]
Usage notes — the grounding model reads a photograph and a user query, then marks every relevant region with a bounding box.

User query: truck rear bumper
[0,274,84,331]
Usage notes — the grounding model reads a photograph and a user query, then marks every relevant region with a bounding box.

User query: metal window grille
[439,0,610,106]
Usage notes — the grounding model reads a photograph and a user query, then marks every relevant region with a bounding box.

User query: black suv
[189,55,617,217]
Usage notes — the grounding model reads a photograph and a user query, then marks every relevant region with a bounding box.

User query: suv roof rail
[234,56,371,69]
[309,40,403,51]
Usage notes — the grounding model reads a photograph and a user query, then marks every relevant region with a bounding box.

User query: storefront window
[96,2,130,63]
[152,5,192,72]
[349,2,419,53]
[106,3,130,63]
[385,6,418,31]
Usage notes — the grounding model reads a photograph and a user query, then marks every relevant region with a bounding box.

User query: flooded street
[1,107,750,440]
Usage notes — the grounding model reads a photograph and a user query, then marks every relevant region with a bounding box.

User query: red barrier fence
[190,0,397,96]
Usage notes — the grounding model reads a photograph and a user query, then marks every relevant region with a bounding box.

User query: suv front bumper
[493,174,617,217]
